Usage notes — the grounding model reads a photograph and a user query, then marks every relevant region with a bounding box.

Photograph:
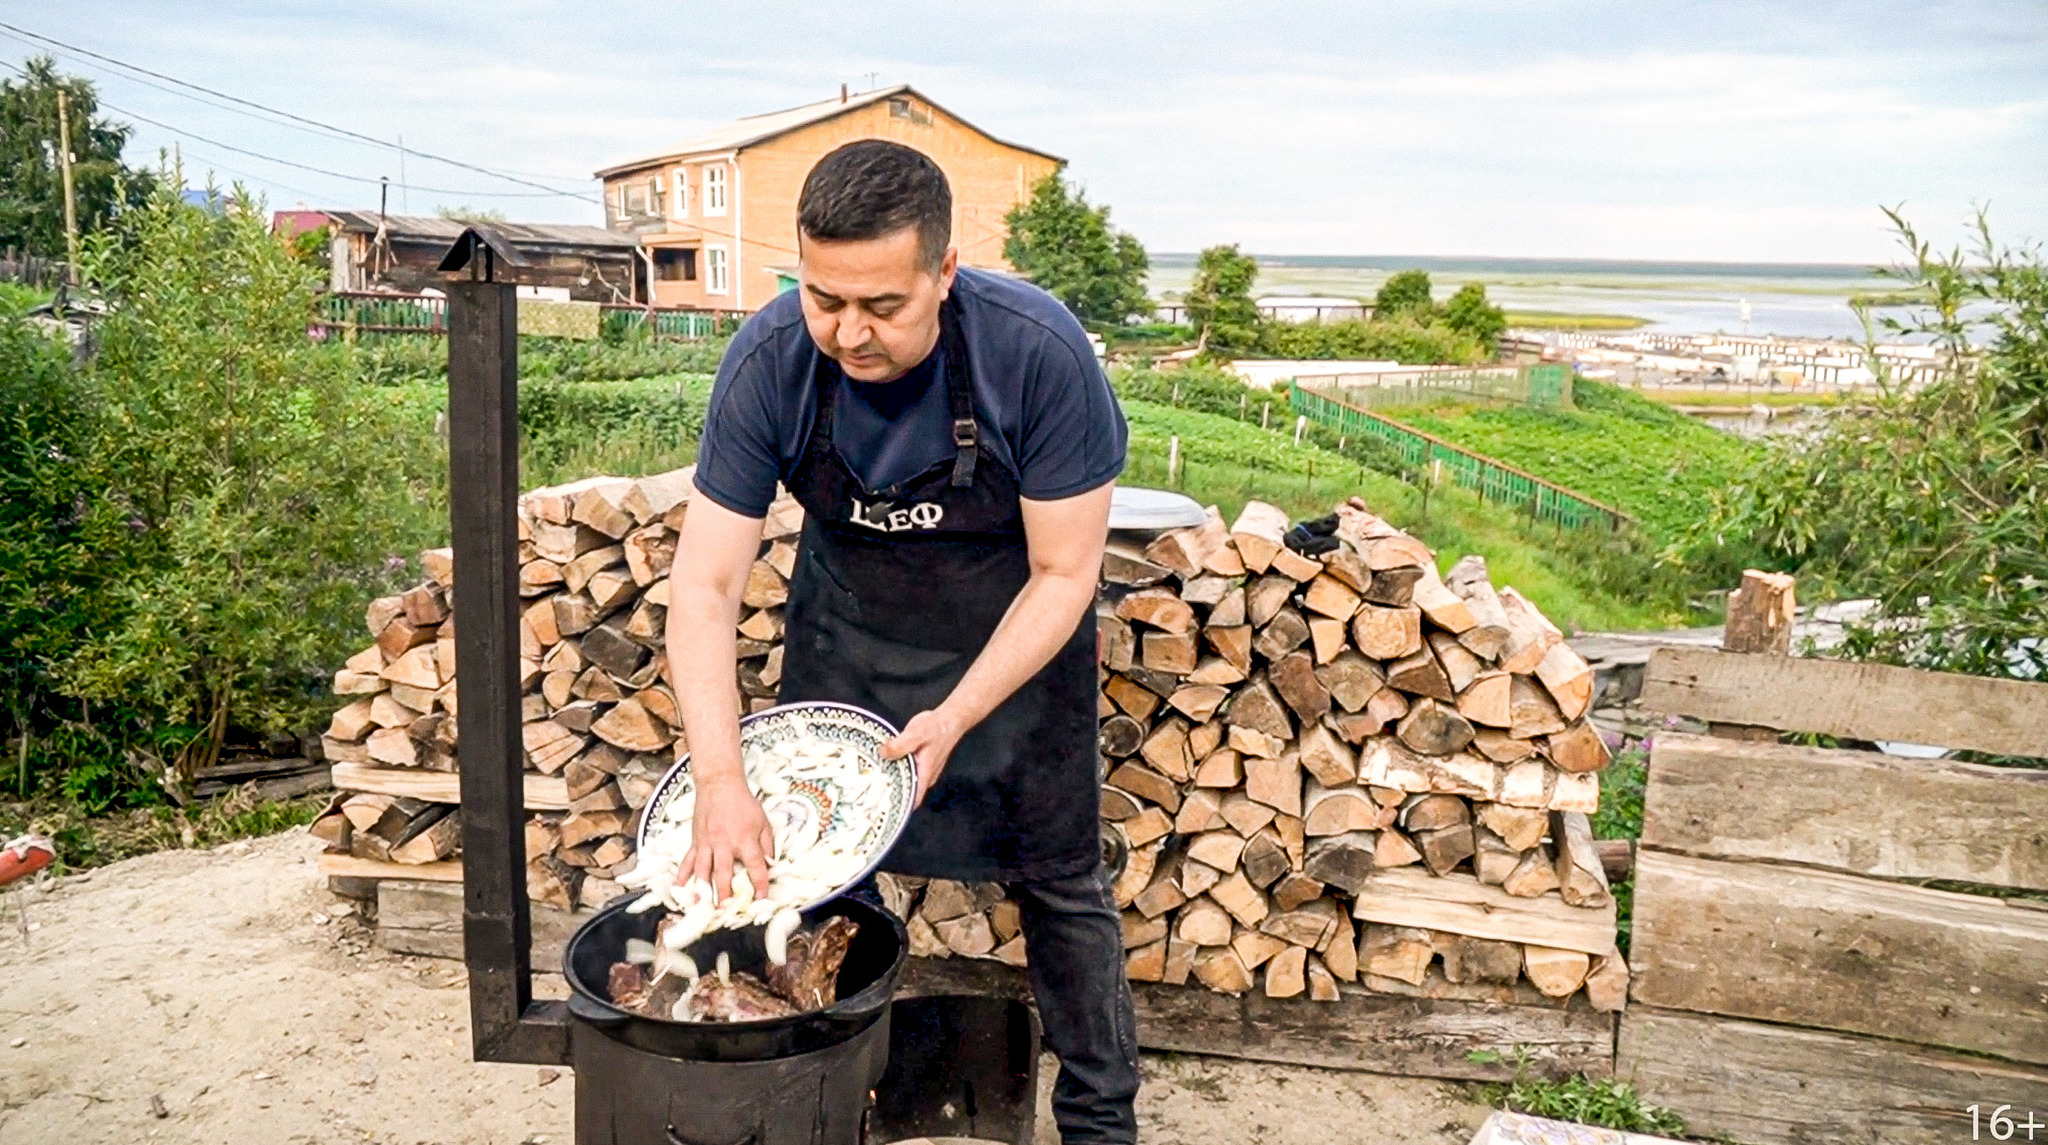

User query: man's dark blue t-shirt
[693,267,1128,516]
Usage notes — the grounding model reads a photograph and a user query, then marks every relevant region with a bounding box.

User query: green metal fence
[1288,362,1573,412]
[317,291,447,336]
[599,305,741,341]
[1290,383,1633,531]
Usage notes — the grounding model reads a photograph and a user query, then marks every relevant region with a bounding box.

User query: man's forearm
[938,568,1098,732]
[667,580,747,785]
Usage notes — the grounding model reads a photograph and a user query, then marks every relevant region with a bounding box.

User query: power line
[0,21,600,203]
[106,99,584,198]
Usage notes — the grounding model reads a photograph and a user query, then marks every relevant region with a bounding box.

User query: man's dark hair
[798,140,952,270]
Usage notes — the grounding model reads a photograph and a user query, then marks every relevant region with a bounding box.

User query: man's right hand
[679,771,775,903]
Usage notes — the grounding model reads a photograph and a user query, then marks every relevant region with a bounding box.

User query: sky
[10,1,2045,263]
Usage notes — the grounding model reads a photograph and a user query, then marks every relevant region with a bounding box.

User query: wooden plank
[1631,849,2048,1066]
[1349,868,1617,956]
[1641,645,2048,758]
[898,956,1613,1082]
[318,853,463,882]
[1619,1006,2048,1145]
[1645,733,2048,891]
[374,879,587,973]
[331,762,569,810]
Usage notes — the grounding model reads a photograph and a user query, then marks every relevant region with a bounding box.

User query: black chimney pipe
[443,233,572,1066]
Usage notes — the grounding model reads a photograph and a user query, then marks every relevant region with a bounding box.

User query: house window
[648,175,664,216]
[654,247,697,282]
[704,164,727,215]
[671,168,689,219]
[624,181,647,215]
[888,97,932,125]
[611,183,626,220]
[705,245,728,294]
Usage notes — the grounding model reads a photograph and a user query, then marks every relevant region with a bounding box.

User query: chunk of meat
[607,962,650,1011]
[766,916,859,1011]
[682,971,800,1022]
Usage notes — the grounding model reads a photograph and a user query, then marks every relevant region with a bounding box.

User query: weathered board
[1643,733,2048,891]
[318,853,463,882]
[1641,645,2048,759]
[900,956,1614,1082]
[374,879,587,972]
[1619,1006,2048,1145]
[330,762,570,810]
[1631,849,2048,1066]
[1349,868,1617,955]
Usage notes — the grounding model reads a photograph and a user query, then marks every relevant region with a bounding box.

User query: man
[664,139,1137,1144]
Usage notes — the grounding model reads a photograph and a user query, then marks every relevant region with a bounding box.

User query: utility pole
[55,88,80,284]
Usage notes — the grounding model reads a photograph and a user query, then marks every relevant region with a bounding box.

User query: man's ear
[938,246,959,297]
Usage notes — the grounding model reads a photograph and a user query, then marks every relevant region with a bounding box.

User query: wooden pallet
[1621,645,2048,1143]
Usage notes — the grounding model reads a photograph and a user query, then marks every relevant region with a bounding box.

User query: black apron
[777,298,1101,882]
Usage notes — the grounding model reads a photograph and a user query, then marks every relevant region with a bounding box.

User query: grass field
[1503,310,1649,331]
[1391,381,1758,540]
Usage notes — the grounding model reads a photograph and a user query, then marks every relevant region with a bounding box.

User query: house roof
[322,211,638,254]
[593,85,1062,178]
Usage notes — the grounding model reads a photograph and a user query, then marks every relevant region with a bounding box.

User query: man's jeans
[853,867,1140,1144]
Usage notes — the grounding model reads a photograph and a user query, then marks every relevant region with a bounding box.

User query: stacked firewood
[314,468,1625,1008]
[312,467,802,912]
[899,499,1626,1008]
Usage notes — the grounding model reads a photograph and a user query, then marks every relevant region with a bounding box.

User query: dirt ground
[0,828,1491,1144]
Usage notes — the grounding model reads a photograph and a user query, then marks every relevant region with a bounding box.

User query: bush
[1681,210,2048,679]
[44,185,429,789]
[1253,316,1484,364]
[332,330,730,387]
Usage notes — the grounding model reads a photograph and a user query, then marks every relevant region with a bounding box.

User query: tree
[1184,244,1261,351]
[1682,209,2047,680]
[0,57,153,258]
[1003,172,1151,327]
[1442,282,1507,351]
[55,183,421,784]
[1373,269,1435,320]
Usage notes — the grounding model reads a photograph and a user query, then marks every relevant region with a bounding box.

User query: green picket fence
[1290,382,1633,531]
[599,305,741,341]
[317,291,446,335]
[1287,362,1574,412]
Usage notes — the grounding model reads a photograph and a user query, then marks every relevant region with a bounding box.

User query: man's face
[798,226,957,383]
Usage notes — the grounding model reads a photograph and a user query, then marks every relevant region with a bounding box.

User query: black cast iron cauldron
[563,894,908,1063]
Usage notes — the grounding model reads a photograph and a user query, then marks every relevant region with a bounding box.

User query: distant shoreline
[1146,252,1885,279]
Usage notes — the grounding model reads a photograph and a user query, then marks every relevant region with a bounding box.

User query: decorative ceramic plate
[637,702,918,911]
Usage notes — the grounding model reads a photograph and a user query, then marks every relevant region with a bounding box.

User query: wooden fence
[1289,384,1634,532]
[1621,645,2048,1143]
[0,247,66,290]
[312,292,741,340]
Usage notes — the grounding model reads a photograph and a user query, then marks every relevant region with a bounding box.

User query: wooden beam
[1348,867,1616,955]
[897,956,1613,1083]
[1631,849,2048,1066]
[1619,1007,2048,1145]
[1644,733,2048,891]
[332,762,569,810]
[1642,646,2048,759]
[318,853,463,882]
[374,879,588,972]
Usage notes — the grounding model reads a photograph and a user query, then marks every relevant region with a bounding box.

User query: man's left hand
[882,708,966,807]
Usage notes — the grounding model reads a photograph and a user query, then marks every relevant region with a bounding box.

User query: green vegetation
[1471,1067,1686,1136]
[1003,172,1151,328]
[1443,283,1508,350]
[0,281,51,314]
[1589,744,1647,955]
[1502,310,1650,331]
[1683,209,2047,679]
[1373,269,1435,319]
[1,58,155,257]
[1184,244,1262,351]
[1253,315,1486,365]
[1395,380,1760,540]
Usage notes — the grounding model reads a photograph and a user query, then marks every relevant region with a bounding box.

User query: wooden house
[318,211,644,302]
[594,86,1061,311]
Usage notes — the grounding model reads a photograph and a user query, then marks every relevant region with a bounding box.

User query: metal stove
[436,229,1038,1145]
